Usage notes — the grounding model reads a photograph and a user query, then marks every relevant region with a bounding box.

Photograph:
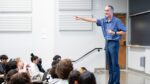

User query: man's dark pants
[105,40,120,84]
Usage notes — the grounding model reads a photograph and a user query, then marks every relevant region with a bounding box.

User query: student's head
[68,70,80,84]
[56,59,73,79]
[105,5,114,18]
[79,67,87,74]
[51,58,60,67]
[30,53,39,64]
[8,72,31,84]
[50,66,58,78]
[14,58,24,69]
[79,68,96,84]
[50,59,60,78]
[5,69,18,83]
[53,55,61,61]
[6,61,17,73]
[50,56,61,78]
[0,55,8,64]
[38,58,42,64]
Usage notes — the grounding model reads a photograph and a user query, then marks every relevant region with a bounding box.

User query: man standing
[75,5,126,84]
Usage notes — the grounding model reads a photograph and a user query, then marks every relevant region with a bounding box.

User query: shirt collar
[104,16,115,23]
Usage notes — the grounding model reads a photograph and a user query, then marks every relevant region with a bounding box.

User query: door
[114,13,126,69]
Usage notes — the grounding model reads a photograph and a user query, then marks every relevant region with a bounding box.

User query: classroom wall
[128,47,150,74]
[0,0,55,70]
[127,47,145,71]
[0,0,128,71]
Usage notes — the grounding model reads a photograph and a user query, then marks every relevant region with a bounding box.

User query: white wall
[145,48,150,74]
[127,47,145,71]
[127,47,150,74]
[54,0,127,71]
[0,0,55,70]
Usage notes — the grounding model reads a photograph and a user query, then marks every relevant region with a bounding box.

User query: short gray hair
[107,5,114,11]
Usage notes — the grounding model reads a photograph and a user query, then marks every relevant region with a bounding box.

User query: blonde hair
[14,57,21,63]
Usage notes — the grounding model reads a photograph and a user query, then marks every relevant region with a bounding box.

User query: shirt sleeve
[96,19,102,26]
[117,19,126,32]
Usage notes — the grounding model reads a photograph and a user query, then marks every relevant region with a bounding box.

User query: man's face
[79,68,85,74]
[3,59,8,64]
[35,59,39,64]
[104,6,113,18]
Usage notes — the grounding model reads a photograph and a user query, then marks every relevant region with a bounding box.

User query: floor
[95,70,150,84]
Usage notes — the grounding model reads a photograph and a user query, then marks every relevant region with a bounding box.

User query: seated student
[4,69,18,84]
[8,72,32,84]
[37,58,45,73]
[53,59,73,84]
[0,55,8,83]
[49,55,61,79]
[5,60,17,74]
[28,53,43,81]
[51,55,61,66]
[14,57,29,73]
[79,67,96,84]
[68,70,80,84]
[0,55,8,73]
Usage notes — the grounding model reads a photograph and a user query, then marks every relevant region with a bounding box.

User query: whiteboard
[0,16,32,31]
[0,0,32,12]
[59,15,93,31]
[59,0,92,11]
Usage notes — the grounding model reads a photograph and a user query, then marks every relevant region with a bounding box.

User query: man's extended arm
[75,16,97,23]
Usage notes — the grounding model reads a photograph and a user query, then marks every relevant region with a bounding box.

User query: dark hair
[55,59,73,79]
[0,55,8,60]
[50,59,60,78]
[53,55,61,61]
[5,61,17,74]
[81,67,87,71]
[50,66,58,78]
[51,59,60,66]
[5,69,18,83]
[8,72,31,84]
[30,53,38,62]
[107,5,114,11]
[68,70,80,84]
[80,71,96,84]
[38,58,42,64]
[37,58,45,73]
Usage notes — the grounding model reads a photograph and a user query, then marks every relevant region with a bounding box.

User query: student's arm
[75,16,97,23]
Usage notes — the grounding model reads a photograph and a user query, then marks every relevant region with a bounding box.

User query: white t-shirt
[56,79,68,84]
[48,77,68,84]
[29,63,43,78]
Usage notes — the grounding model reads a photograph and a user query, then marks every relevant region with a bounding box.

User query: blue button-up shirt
[96,17,126,41]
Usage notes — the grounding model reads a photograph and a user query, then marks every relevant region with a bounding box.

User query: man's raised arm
[75,16,97,23]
